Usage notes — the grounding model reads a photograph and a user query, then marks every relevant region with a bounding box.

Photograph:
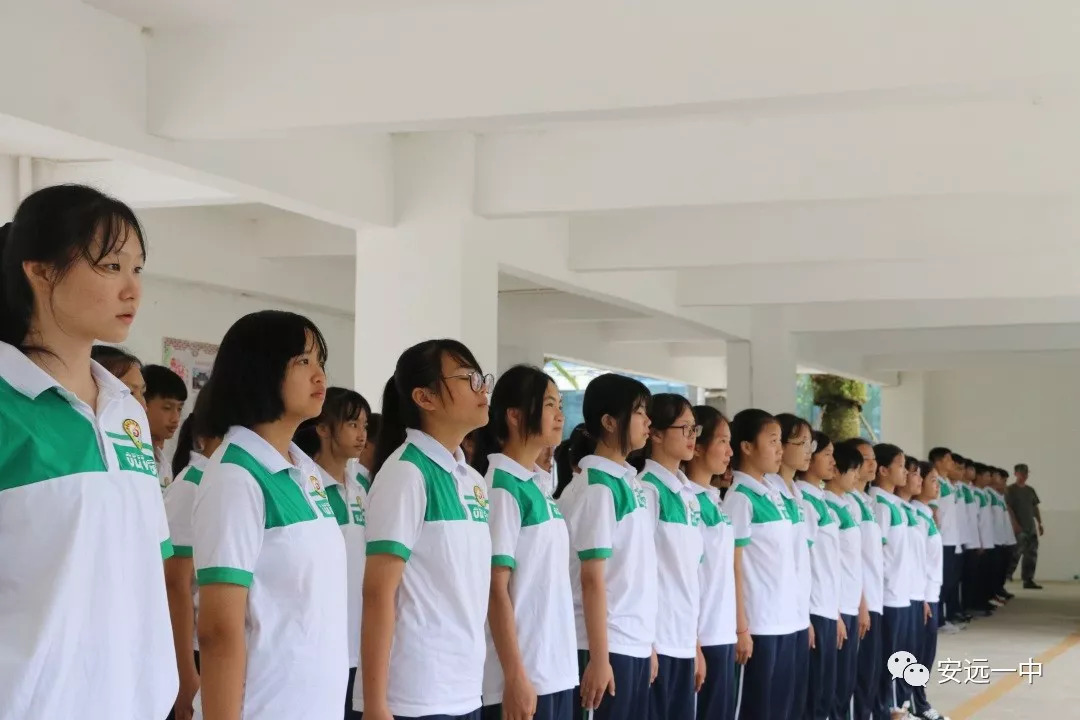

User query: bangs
[84,206,147,265]
[325,388,371,427]
[293,317,329,364]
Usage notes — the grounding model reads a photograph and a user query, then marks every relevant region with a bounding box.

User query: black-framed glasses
[444,370,495,394]
[787,438,818,452]
[670,423,704,439]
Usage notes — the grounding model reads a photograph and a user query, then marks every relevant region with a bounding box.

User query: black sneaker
[1023,581,1043,589]
[1001,590,1015,599]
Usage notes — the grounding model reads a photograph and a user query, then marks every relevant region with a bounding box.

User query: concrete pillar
[353,133,498,402]
[880,371,926,457]
[724,307,797,416]
[0,155,19,221]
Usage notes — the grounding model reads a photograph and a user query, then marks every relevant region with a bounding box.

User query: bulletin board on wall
[161,337,219,472]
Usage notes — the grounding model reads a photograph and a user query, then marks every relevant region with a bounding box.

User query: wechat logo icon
[888,650,930,688]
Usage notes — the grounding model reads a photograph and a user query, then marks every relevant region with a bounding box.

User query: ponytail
[372,376,404,478]
[171,415,196,478]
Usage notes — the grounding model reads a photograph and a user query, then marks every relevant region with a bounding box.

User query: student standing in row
[797,431,844,720]
[685,405,736,720]
[360,340,493,720]
[144,363,189,490]
[912,463,949,720]
[928,447,964,629]
[636,394,705,720]
[839,438,882,720]
[724,410,800,720]
[559,374,657,720]
[165,390,222,720]
[823,442,867,720]
[474,365,577,720]
[92,344,148,408]
[770,414,814,718]
[0,185,177,719]
[989,469,1017,603]
[899,458,930,681]
[870,443,913,717]
[294,387,371,720]
[193,311,346,720]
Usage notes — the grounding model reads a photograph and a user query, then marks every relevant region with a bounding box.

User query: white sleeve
[365,460,427,561]
[489,484,523,570]
[164,471,197,558]
[193,463,265,587]
[572,481,616,560]
[724,490,752,548]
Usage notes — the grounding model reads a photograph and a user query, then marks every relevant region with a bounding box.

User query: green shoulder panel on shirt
[0,377,107,492]
[961,484,974,503]
[825,500,857,530]
[587,468,645,522]
[802,492,835,527]
[975,489,987,508]
[325,484,349,525]
[356,471,371,493]
[781,494,803,524]
[641,473,689,525]
[734,484,784,523]
[697,492,728,527]
[875,495,904,527]
[183,467,204,486]
[220,443,317,528]
[400,444,468,522]
[849,492,874,522]
[917,510,940,537]
[492,469,561,527]
[902,504,918,527]
[939,481,953,497]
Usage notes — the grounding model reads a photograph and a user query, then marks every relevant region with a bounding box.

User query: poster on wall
[161,337,219,478]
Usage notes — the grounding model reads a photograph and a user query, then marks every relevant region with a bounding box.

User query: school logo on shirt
[350,500,366,526]
[308,476,335,518]
[473,484,488,508]
[633,486,648,509]
[689,498,702,527]
[310,476,327,497]
[122,419,143,450]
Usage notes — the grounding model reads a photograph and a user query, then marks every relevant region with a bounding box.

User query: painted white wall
[129,275,355,389]
[880,372,926,458]
[924,366,1080,581]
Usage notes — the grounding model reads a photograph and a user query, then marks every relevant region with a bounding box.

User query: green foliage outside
[795,374,880,442]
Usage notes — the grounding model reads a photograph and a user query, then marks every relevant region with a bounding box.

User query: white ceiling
[5,1,1079,384]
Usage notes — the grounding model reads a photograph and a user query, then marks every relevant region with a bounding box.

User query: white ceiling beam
[0,2,392,226]
[802,324,1080,359]
[33,159,238,208]
[599,319,720,344]
[498,292,643,324]
[139,1,1078,136]
[478,102,1080,216]
[568,197,1080,271]
[677,256,1080,306]
[865,349,1080,372]
[782,298,1080,333]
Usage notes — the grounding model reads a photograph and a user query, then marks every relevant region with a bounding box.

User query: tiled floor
[922,581,1080,718]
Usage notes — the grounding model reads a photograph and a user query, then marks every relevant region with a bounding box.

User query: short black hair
[473,365,557,476]
[833,442,863,475]
[569,373,651,463]
[974,462,989,475]
[91,345,142,380]
[905,456,920,471]
[1014,463,1029,474]
[202,310,328,437]
[951,453,966,465]
[729,408,780,472]
[143,364,188,403]
[873,443,905,479]
[928,447,952,464]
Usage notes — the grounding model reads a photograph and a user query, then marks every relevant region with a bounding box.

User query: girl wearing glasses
[557,373,655,720]
[796,431,845,720]
[358,339,493,720]
[293,387,371,720]
[630,394,704,720]
[767,413,815,717]
[471,365,577,720]
[684,406,736,720]
[722,409,799,720]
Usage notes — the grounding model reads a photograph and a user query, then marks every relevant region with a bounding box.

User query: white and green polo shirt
[724,472,802,635]
[640,460,704,659]
[988,488,1016,545]
[482,454,577,704]
[0,342,177,719]
[825,490,863,616]
[692,483,736,647]
[163,451,209,650]
[318,461,370,669]
[959,482,981,550]
[559,454,658,658]
[935,477,961,548]
[912,500,943,603]
[191,426,347,720]
[870,487,911,608]
[973,486,995,548]
[848,489,884,614]
[357,429,491,717]
[767,474,812,630]
[901,499,925,602]
[798,480,841,620]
